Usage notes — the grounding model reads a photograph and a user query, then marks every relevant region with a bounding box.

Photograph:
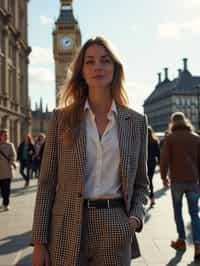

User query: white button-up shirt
[84,100,122,199]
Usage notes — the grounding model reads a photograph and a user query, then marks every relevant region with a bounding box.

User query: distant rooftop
[144,58,200,105]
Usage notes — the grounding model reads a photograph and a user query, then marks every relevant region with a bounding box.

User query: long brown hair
[58,36,129,131]
[168,112,194,132]
[148,126,159,143]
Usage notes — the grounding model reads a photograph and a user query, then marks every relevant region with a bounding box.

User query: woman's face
[24,135,30,143]
[82,44,114,91]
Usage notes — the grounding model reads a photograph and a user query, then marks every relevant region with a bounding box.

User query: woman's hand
[32,244,51,266]
[162,178,170,188]
[128,217,141,231]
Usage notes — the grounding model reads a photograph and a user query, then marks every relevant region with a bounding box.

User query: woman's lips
[92,75,104,79]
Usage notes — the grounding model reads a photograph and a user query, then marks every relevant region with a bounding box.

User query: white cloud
[29,67,55,110]
[40,15,54,25]
[30,47,54,65]
[29,67,54,88]
[182,0,200,9]
[130,25,138,32]
[157,16,200,39]
[182,17,200,34]
[157,22,180,39]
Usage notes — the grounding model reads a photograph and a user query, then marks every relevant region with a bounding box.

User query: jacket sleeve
[129,115,149,230]
[160,136,170,180]
[31,110,58,245]
[8,143,17,163]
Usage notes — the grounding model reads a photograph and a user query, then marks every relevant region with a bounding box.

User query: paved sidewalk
[0,169,199,266]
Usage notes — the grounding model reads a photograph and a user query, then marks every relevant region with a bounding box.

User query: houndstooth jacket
[31,104,149,266]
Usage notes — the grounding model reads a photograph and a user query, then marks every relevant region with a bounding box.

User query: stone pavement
[0,167,199,266]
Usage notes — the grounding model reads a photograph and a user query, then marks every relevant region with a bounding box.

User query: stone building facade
[0,0,31,147]
[144,58,200,132]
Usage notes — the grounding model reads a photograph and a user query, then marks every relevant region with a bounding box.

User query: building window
[8,0,15,25]
[0,1,5,9]
[181,97,184,105]
[8,40,12,59]
[0,30,4,53]
[187,98,191,105]
[176,98,180,105]
[19,7,26,40]
[8,67,14,101]
[0,56,5,95]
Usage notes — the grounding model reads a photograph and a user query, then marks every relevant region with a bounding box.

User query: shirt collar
[84,99,118,116]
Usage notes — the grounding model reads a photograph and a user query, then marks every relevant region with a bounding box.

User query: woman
[147,126,160,207]
[160,112,200,261]
[32,36,149,266]
[0,129,16,211]
[31,134,46,178]
[17,134,34,187]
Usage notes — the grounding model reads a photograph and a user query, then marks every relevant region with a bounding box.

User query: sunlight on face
[82,44,114,91]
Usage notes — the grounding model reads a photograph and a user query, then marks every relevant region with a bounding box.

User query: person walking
[147,126,160,207]
[0,129,16,211]
[17,134,35,187]
[31,133,46,178]
[31,36,149,266]
[160,112,200,261]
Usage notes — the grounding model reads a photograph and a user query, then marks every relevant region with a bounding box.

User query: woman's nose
[93,61,103,70]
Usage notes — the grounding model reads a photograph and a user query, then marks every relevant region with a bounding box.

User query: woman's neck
[88,88,112,116]
[88,97,113,116]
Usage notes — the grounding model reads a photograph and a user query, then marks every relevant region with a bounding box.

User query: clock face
[60,36,73,49]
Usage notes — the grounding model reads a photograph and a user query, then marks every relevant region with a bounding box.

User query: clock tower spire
[53,0,81,106]
[61,0,72,6]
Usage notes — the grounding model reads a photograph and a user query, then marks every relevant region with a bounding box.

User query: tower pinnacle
[61,0,72,7]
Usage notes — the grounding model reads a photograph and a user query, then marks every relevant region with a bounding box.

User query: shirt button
[78,192,82,198]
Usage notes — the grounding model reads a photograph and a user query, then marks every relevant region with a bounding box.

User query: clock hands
[60,37,73,49]
[65,40,70,46]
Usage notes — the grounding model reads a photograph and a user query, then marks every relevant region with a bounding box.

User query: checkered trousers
[79,206,136,266]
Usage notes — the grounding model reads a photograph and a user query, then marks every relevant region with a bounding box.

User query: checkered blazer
[31,104,149,266]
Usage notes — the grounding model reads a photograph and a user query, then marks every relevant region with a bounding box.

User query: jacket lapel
[73,120,87,186]
[117,105,132,195]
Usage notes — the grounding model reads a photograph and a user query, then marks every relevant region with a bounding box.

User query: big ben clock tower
[53,0,81,106]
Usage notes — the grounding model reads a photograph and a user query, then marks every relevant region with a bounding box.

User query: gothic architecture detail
[0,0,31,146]
[31,98,52,137]
[144,58,200,132]
[53,0,81,105]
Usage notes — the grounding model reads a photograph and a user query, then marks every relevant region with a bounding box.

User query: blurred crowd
[0,131,46,211]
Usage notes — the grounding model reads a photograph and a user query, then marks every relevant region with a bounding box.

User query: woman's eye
[102,58,112,64]
[85,60,94,64]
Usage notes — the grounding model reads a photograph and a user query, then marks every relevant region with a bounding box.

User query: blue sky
[29,0,200,113]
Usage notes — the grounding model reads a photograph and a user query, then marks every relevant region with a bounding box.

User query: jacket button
[78,192,82,198]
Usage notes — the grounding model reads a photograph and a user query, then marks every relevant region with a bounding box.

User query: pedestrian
[17,134,35,187]
[160,129,169,149]
[31,133,46,178]
[31,36,149,266]
[0,129,16,211]
[160,112,200,261]
[147,126,160,207]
